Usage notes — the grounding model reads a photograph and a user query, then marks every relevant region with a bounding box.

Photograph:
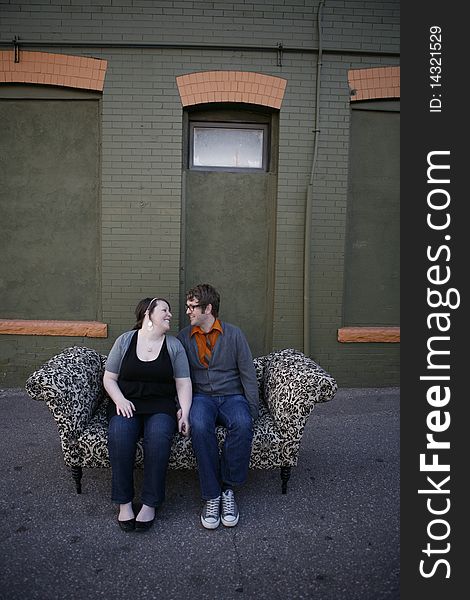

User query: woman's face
[149,300,172,331]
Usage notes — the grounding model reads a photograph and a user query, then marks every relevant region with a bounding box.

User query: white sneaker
[201,496,221,529]
[221,489,239,527]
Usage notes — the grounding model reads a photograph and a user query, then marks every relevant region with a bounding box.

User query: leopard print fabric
[24,347,106,467]
[25,346,337,470]
[262,348,337,442]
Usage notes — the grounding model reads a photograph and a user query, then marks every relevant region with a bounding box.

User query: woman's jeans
[108,412,176,507]
[190,393,253,500]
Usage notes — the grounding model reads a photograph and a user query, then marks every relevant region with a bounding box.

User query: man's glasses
[185,303,203,312]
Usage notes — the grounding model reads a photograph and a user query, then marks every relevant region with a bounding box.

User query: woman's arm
[103,370,135,418]
[175,377,192,436]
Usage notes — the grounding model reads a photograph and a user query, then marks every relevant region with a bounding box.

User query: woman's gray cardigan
[105,330,190,378]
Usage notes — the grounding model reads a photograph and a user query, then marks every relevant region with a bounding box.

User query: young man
[177,283,259,529]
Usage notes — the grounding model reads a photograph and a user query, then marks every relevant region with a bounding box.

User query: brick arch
[0,50,107,91]
[176,71,287,109]
[348,66,400,102]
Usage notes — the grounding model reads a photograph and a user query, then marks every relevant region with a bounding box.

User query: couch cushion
[72,402,291,470]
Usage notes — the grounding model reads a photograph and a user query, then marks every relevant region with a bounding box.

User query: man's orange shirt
[190,319,223,367]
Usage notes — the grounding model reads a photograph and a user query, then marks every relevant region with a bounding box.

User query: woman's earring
[145,310,153,330]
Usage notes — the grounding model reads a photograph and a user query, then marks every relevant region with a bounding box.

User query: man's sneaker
[201,496,220,529]
[221,489,239,527]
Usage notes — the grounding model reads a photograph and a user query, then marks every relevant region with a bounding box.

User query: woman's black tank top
[107,330,177,419]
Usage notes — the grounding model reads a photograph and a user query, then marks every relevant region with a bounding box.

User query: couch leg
[280,466,291,494]
[71,466,83,494]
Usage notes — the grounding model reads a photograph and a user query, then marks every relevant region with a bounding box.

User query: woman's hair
[133,297,171,330]
[186,283,220,317]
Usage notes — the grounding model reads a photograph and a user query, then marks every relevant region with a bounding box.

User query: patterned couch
[25,346,337,494]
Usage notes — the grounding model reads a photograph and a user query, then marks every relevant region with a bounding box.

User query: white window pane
[193,127,264,168]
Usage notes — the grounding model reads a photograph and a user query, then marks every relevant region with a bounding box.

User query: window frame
[189,121,269,172]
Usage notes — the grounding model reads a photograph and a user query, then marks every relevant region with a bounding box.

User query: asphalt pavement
[0,386,399,600]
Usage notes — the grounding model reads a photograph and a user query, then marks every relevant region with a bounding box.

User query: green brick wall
[0,0,400,387]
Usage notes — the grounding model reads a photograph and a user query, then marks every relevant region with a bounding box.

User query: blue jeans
[107,412,176,507]
[190,394,253,500]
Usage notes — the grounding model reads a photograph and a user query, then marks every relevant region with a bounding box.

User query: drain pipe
[303,0,325,356]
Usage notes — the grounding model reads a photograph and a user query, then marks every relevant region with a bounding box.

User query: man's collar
[190,319,223,337]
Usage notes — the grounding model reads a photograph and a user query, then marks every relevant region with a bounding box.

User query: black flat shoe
[135,518,155,532]
[118,518,135,532]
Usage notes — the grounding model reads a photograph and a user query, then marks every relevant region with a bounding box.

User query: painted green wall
[0,0,400,388]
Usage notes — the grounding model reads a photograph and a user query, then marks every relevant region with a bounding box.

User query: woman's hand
[114,396,135,418]
[175,377,192,437]
[177,411,190,437]
[104,370,135,418]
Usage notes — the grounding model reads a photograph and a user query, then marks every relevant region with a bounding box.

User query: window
[343,101,400,326]
[189,122,268,171]
[0,87,101,321]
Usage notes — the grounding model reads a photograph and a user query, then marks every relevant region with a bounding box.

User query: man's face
[185,297,211,328]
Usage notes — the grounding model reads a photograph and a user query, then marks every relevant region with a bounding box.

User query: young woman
[103,297,192,532]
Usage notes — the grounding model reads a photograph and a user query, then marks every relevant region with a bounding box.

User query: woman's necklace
[145,338,156,352]
[140,332,163,353]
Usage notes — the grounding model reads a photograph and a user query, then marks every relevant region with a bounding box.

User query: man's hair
[186,283,220,318]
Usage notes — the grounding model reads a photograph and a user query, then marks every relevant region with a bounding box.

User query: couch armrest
[253,354,267,402]
[25,346,107,442]
[262,348,337,440]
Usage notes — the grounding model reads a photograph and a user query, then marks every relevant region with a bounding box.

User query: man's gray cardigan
[177,322,259,419]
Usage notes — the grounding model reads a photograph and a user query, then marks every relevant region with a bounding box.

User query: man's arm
[235,329,259,420]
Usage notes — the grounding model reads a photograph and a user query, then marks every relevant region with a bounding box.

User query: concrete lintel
[0,319,107,338]
[338,327,400,343]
